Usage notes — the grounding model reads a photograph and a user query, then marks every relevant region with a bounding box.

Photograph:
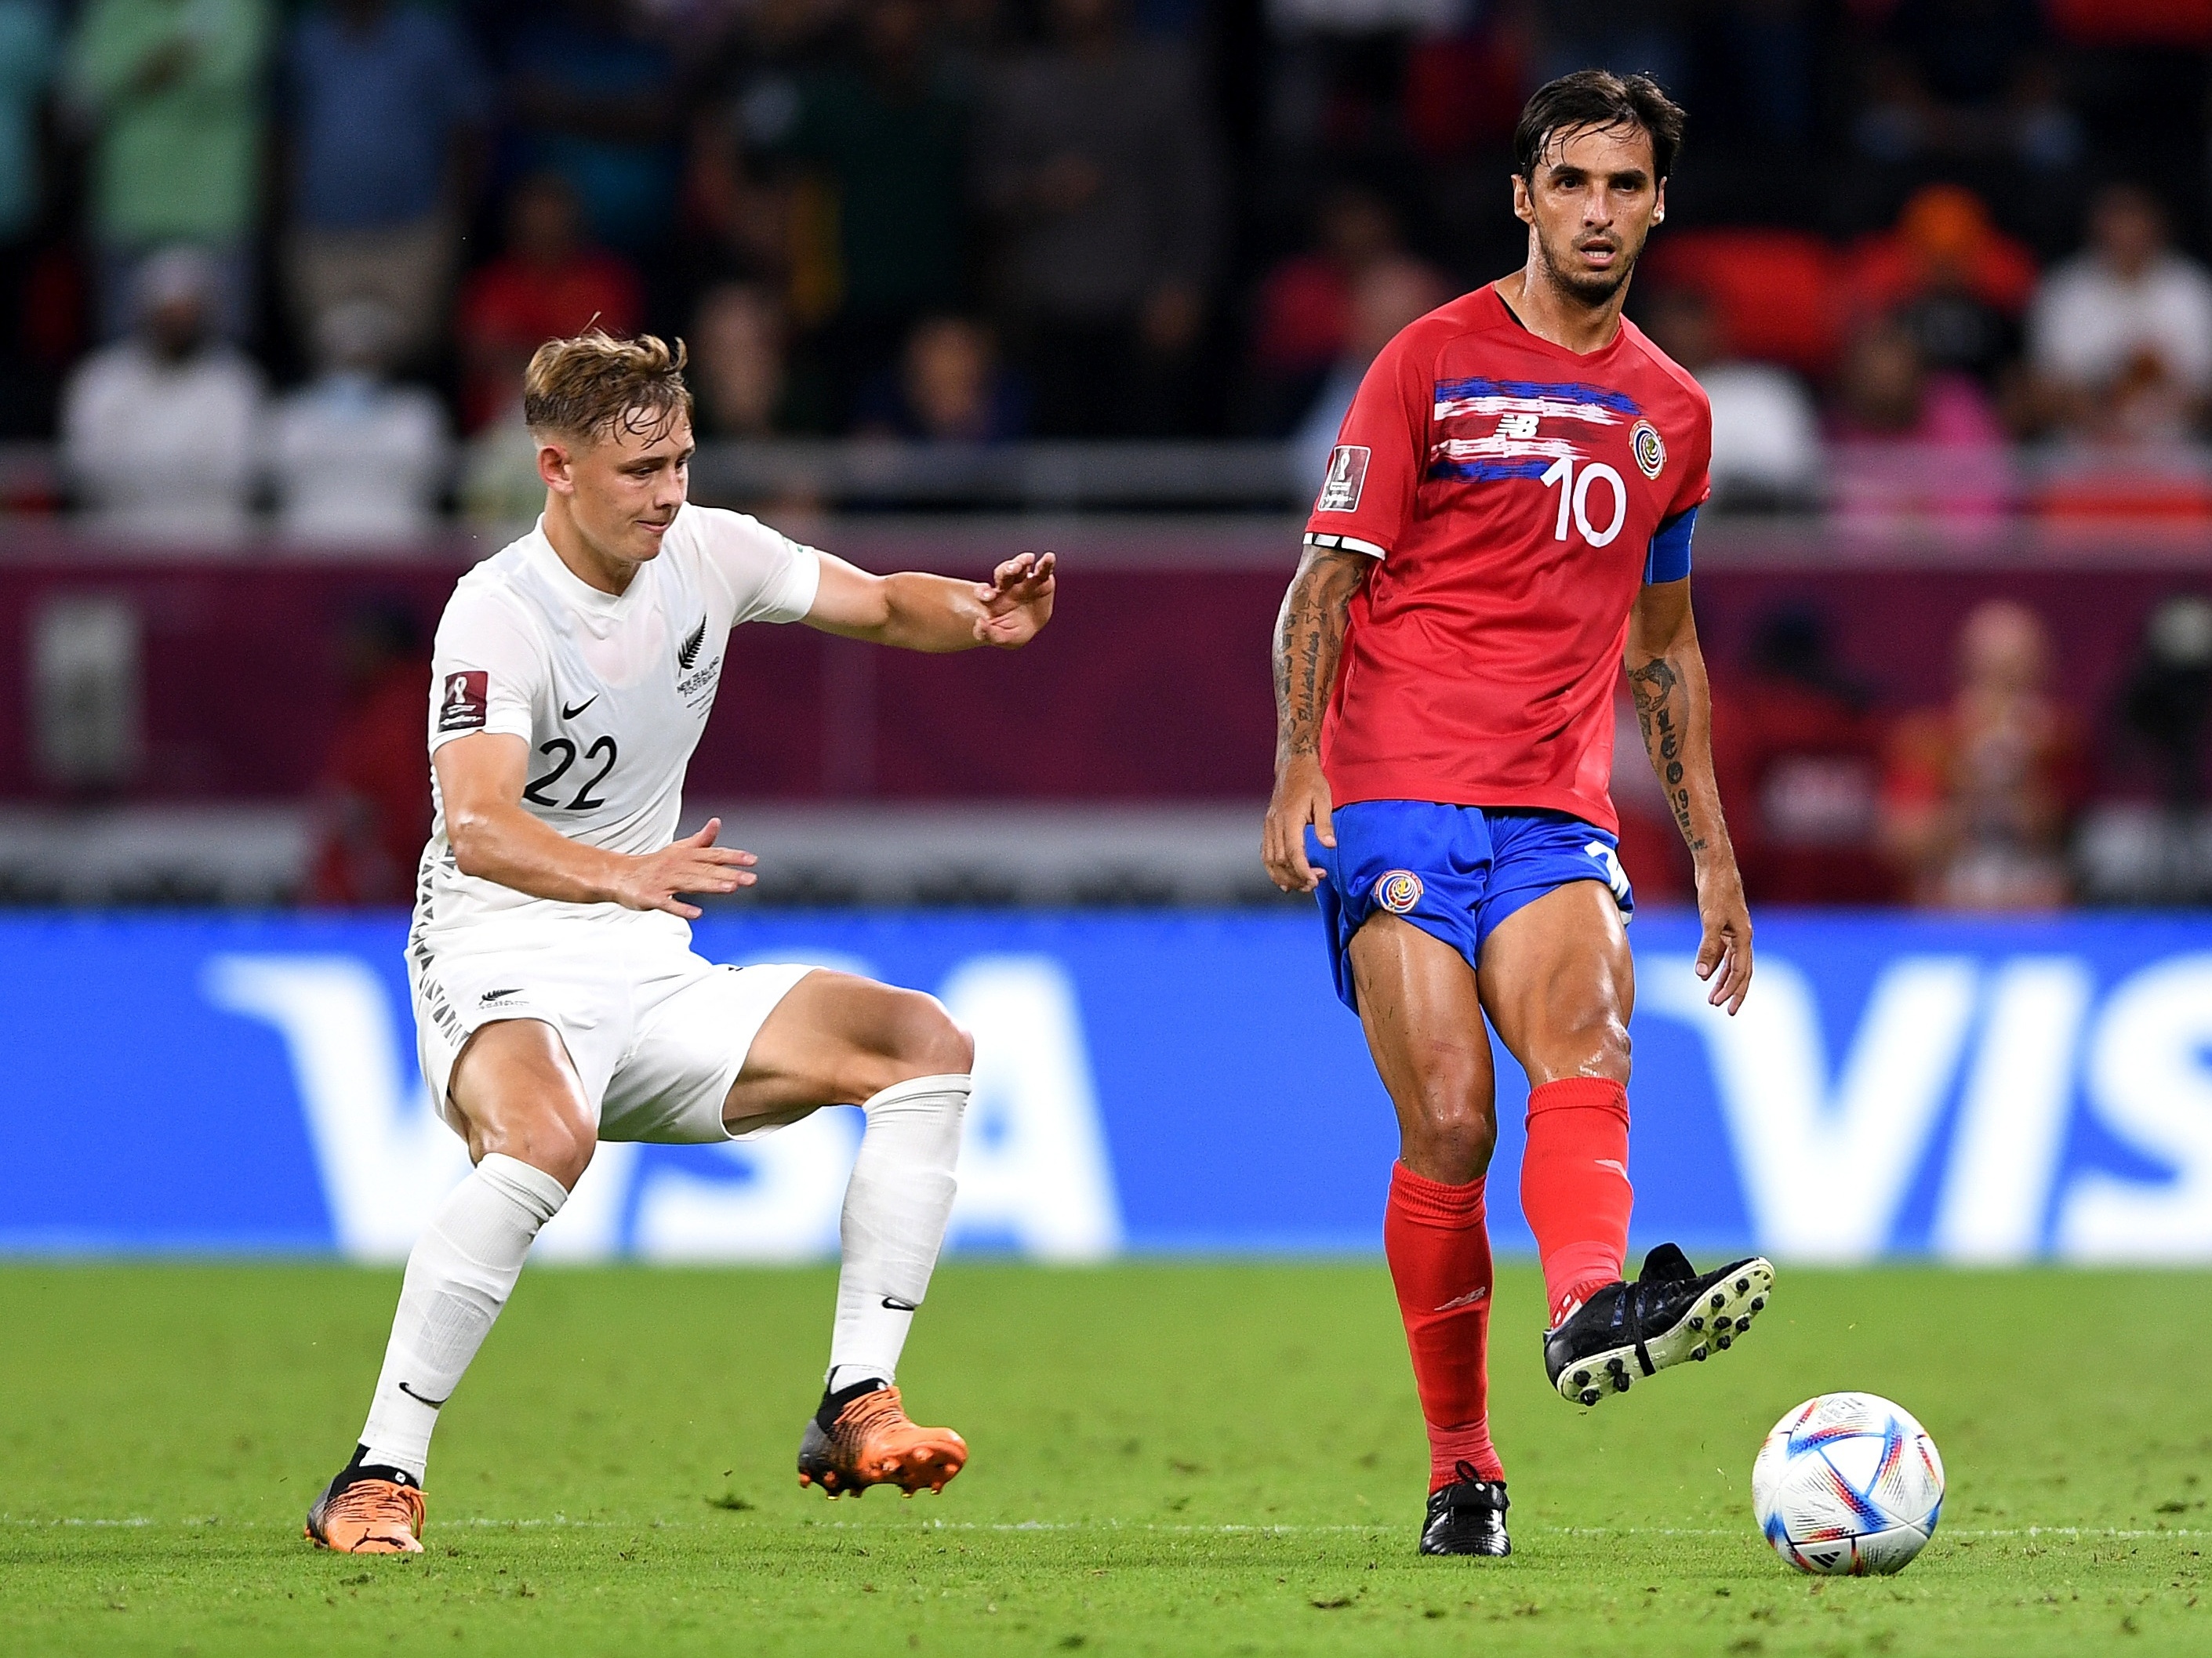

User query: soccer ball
[1751,1392,1945,1575]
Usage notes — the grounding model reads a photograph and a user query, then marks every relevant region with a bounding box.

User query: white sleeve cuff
[756,539,823,625]
[1303,532,1388,560]
[427,713,533,755]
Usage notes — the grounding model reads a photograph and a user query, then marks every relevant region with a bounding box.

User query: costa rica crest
[1631,419,1666,480]
[1376,869,1424,913]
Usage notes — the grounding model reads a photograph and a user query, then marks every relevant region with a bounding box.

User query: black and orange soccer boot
[304,1447,427,1554]
[1544,1244,1776,1406]
[1418,1464,1510,1557]
[796,1377,967,1498]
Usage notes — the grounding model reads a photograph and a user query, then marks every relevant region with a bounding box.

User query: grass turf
[2,1262,2206,1656]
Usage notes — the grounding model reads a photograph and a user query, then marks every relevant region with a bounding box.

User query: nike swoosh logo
[561,695,598,720]
[398,1381,450,1409]
[881,1297,918,1312]
[1596,1159,1628,1177]
[1434,1288,1489,1312]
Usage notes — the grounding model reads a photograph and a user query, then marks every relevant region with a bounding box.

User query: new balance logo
[677,618,707,670]
[398,1381,450,1409]
[1434,1287,1489,1312]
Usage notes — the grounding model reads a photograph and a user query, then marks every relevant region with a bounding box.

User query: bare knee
[848,989,973,1098]
[1414,1108,1498,1182]
[466,1100,595,1190]
[1529,1008,1632,1087]
[888,992,975,1079]
[1398,1067,1498,1184]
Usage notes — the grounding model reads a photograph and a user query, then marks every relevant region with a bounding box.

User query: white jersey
[409,503,820,955]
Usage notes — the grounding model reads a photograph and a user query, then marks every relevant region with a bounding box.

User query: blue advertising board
[2,910,2208,1263]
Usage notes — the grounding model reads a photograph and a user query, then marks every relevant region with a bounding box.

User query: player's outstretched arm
[1625,578,1753,1014]
[802,550,1055,652]
[434,734,758,920]
[1262,540,1372,892]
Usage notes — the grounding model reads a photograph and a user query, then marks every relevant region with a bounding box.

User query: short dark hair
[1513,70,1685,183]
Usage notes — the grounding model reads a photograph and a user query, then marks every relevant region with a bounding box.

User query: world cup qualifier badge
[1316,444,1371,511]
[1376,869,1424,914]
[438,670,489,732]
[1631,419,1666,480]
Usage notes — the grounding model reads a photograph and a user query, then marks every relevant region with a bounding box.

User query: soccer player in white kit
[305,332,1056,1555]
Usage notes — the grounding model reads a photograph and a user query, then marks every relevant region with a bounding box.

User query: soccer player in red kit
[1262,71,1773,1558]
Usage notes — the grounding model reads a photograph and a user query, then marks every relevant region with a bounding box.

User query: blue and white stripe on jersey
[1426,376,1649,482]
[1432,376,1644,421]
[1417,373,1694,579]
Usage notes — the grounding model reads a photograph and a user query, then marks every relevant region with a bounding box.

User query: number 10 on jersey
[1539,455,1628,548]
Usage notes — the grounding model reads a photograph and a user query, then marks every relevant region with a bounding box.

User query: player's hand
[613,818,757,920]
[972,552,1055,648]
[1694,863,1754,1015]
[1262,756,1335,894]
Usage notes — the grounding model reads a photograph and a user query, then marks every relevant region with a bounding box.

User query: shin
[1520,1076,1633,1326]
[826,1073,971,1391]
[1386,1163,1503,1487]
[358,1153,569,1480]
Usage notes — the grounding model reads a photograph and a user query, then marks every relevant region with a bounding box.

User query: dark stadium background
[0,0,2209,1267]
[5,18,2209,1650]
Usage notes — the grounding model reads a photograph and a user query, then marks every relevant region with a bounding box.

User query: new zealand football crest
[1376,869,1424,914]
[1631,419,1666,481]
[674,614,721,710]
[676,616,708,671]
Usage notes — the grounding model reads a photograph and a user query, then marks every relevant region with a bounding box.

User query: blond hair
[522,329,693,444]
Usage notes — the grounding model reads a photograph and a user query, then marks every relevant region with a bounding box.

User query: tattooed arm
[1626,577,1754,1014]
[1262,540,1372,892]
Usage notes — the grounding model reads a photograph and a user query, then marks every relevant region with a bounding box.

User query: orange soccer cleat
[304,1458,427,1554]
[796,1380,967,1498]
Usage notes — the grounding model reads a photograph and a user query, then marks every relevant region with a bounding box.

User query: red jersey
[1304,282,1712,833]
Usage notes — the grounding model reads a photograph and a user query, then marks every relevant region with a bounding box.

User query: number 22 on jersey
[523,735,619,811]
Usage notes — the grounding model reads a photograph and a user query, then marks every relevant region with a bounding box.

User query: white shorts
[410,925,816,1144]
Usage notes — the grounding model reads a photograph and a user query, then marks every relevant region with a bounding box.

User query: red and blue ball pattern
[1752,1392,1945,1576]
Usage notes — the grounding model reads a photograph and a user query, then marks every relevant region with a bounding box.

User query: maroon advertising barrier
[0,521,2203,803]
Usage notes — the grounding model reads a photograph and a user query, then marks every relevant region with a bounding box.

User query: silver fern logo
[676,617,707,670]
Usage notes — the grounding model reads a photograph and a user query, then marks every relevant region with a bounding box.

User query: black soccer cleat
[1418,1465,1509,1557]
[1543,1244,1775,1407]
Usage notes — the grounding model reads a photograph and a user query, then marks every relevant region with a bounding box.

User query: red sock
[1384,1163,1503,1491]
[1520,1077,1634,1326]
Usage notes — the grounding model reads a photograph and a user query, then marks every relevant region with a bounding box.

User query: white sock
[358,1153,569,1480]
[826,1072,970,1392]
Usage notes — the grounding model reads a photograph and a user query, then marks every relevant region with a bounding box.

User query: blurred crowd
[0,0,2205,911]
[1608,587,2212,914]
[2,2,2211,532]
[294,576,2212,910]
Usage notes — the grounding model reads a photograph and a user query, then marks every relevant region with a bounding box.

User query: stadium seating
[1642,230,1842,379]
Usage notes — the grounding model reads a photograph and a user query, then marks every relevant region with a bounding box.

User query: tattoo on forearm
[1273,550,1364,760]
[1627,655,1709,853]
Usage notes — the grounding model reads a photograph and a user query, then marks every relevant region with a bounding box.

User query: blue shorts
[1306,801,1633,1012]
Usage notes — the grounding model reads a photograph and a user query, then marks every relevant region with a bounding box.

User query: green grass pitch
[3,1261,2207,1656]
